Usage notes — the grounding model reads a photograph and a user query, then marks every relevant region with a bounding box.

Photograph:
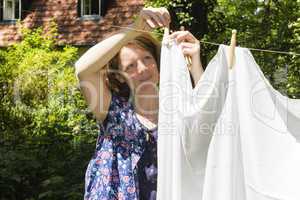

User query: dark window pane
[101,0,109,16]
[0,0,3,20]
[77,0,81,17]
[91,0,99,15]
[15,0,20,19]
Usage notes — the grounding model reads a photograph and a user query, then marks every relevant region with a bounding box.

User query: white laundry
[157,41,300,200]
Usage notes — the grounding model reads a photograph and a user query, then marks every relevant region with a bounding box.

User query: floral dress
[84,92,158,200]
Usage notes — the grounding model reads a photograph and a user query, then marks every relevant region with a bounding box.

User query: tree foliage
[0,21,98,199]
[146,0,300,98]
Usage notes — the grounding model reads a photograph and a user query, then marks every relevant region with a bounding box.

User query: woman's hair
[104,34,161,100]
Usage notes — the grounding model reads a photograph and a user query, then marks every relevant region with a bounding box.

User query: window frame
[2,0,21,21]
[80,0,101,20]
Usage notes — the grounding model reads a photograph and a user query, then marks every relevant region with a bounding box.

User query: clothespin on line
[163,25,171,47]
[163,26,169,38]
[228,29,237,69]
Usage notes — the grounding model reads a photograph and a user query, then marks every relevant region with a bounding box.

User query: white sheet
[157,41,300,200]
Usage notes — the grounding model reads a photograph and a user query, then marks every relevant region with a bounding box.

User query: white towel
[157,41,300,200]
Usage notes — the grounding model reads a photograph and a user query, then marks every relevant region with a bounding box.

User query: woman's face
[118,43,159,91]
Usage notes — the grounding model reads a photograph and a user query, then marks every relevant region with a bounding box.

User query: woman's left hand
[169,31,200,60]
[169,31,203,86]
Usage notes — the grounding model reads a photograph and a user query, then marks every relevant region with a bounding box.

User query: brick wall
[0,0,144,47]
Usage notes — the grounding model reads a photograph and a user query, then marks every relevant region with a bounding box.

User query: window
[0,0,21,21]
[77,0,109,19]
[81,0,100,16]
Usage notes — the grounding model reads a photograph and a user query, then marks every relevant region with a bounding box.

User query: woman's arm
[74,27,142,122]
[74,7,170,122]
[75,30,140,78]
[75,7,170,78]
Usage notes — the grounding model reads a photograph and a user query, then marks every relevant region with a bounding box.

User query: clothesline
[110,25,300,56]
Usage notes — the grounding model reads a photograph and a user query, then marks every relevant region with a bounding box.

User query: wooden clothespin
[164,26,169,37]
[163,26,172,47]
[228,29,237,69]
[180,26,192,68]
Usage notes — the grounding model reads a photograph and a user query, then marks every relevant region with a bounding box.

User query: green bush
[0,21,98,199]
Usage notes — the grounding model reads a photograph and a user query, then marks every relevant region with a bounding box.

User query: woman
[75,7,204,200]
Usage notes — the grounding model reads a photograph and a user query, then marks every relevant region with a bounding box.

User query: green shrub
[0,21,98,200]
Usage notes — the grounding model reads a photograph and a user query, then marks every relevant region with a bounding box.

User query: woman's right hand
[133,7,171,31]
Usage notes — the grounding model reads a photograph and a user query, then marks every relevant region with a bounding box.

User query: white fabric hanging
[157,40,300,200]
[157,40,230,200]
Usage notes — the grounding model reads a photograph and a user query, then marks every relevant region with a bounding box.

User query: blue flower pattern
[84,93,157,200]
